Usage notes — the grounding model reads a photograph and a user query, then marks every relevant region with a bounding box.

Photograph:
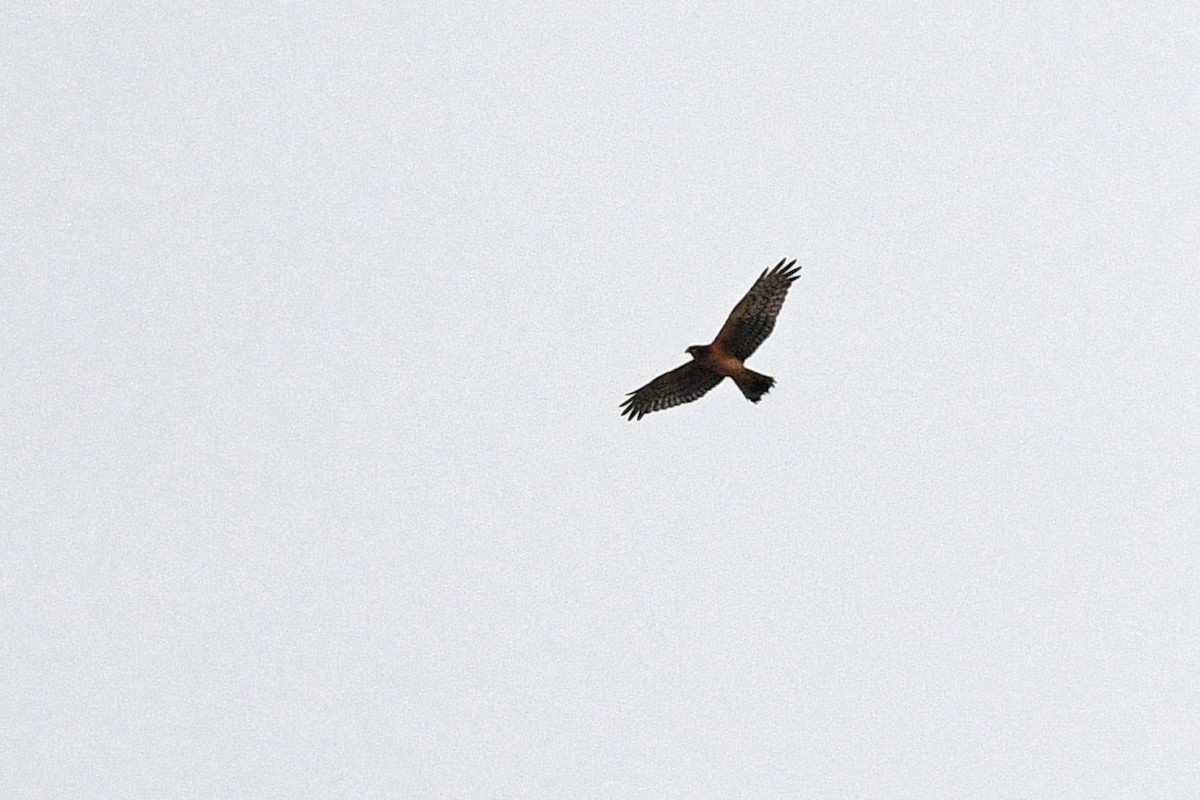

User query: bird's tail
[733,368,775,403]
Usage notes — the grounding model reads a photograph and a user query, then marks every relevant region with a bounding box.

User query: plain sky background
[3,4,1199,798]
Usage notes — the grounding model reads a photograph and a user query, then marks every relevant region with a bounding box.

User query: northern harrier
[620,259,802,421]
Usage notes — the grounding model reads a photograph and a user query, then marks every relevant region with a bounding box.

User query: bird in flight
[620,258,802,421]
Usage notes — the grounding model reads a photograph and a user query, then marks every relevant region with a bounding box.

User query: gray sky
[4,4,1199,797]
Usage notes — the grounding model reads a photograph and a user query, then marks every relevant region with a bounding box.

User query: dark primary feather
[716,259,802,360]
[619,361,725,421]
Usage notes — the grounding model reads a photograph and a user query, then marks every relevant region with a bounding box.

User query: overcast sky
[4,4,1199,798]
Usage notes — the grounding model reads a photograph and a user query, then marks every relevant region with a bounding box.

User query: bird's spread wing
[712,259,802,360]
[620,362,724,421]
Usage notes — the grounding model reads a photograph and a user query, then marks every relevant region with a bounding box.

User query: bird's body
[687,344,741,376]
[620,259,802,421]
[685,344,775,402]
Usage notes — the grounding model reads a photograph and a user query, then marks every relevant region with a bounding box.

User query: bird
[620,258,802,421]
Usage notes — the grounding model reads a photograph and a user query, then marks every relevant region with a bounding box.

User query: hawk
[620,258,802,421]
